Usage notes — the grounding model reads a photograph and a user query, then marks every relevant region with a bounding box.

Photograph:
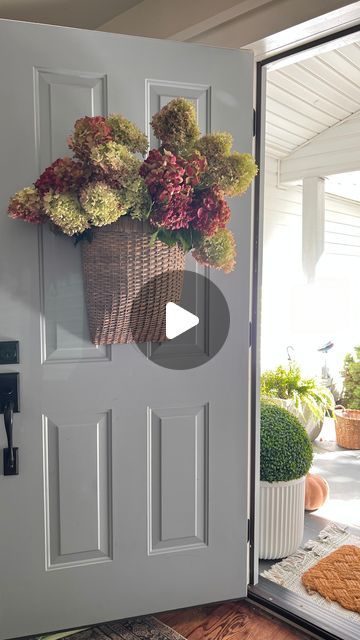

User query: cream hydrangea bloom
[43,193,89,236]
[80,182,126,226]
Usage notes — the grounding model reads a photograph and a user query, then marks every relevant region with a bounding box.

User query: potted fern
[261,364,335,441]
[260,402,313,559]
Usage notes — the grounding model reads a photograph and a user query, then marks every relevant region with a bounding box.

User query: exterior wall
[261,155,360,383]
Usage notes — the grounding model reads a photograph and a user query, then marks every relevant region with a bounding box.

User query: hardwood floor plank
[156,601,310,640]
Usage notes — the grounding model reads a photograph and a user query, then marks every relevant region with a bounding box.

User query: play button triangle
[166,302,199,340]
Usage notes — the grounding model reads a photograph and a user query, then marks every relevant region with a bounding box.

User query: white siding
[261,155,360,382]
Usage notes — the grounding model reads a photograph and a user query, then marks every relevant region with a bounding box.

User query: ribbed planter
[259,476,306,560]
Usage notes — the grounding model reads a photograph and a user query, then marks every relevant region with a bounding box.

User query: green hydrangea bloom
[192,228,236,273]
[80,182,126,226]
[195,132,233,158]
[90,142,142,188]
[43,193,89,236]
[151,98,200,154]
[194,131,258,196]
[106,115,148,155]
[219,152,258,196]
[124,178,152,221]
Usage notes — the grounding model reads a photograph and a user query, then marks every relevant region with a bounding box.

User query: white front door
[0,19,254,639]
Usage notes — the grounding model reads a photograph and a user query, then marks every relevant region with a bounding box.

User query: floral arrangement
[8,98,257,272]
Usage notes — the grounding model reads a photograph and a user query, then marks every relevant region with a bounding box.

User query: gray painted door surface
[0,19,254,639]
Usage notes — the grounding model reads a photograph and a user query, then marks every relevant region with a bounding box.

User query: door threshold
[248,577,359,640]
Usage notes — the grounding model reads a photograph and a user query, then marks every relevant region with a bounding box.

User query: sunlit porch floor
[260,417,360,574]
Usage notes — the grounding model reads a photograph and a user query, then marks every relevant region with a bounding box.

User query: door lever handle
[4,402,14,467]
[2,396,18,475]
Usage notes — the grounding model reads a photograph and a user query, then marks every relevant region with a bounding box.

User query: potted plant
[260,401,313,559]
[334,346,360,449]
[7,98,257,345]
[261,364,335,441]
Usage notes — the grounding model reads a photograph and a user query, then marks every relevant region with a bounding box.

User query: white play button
[166,302,199,340]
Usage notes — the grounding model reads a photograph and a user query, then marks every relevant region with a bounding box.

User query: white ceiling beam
[279,112,360,184]
[302,177,325,283]
[98,0,354,49]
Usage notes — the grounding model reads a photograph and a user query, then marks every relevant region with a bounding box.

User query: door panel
[44,413,112,568]
[148,404,208,553]
[0,19,254,639]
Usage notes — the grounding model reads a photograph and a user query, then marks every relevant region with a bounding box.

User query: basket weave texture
[81,217,185,345]
[334,405,360,449]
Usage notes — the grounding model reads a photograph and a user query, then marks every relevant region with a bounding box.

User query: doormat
[261,522,360,623]
[36,616,186,640]
[301,544,360,612]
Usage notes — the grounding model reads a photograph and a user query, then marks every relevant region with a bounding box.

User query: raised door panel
[147,404,209,554]
[146,80,210,362]
[43,412,112,569]
[35,69,109,362]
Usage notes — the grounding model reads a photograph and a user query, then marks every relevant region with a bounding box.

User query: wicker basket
[334,405,360,449]
[81,217,185,345]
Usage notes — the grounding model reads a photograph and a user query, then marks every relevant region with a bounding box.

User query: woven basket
[81,217,185,345]
[334,405,360,449]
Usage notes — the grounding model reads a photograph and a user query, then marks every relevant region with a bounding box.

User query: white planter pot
[260,476,305,560]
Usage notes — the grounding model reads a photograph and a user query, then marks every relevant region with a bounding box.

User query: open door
[0,19,254,639]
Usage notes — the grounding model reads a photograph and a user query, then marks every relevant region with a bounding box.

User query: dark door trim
[249,20,360,640]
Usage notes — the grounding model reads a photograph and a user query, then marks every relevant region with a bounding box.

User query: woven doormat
[302,545,360,613]
[261,522,360,622]
[36,616,186,640]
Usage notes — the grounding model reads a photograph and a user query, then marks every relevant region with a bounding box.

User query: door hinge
[247,518,251,542]
[249,321,252,347]
[253,108,256,137]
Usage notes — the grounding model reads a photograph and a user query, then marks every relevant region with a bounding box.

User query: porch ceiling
[266,41,360,160]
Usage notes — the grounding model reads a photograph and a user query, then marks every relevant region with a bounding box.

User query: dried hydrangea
[191,186,231,236]
[218,152,258,197]
[195,132,233,158]
[195,131,258,196]
[124,178,152,221]
[43,192,89,236]
[79,182,126,226]
[151,98,200,154]
[192,228,236,272]
[140,149,193,230]
[8,186,47,224]
[68,116,112,161]
[106,114,148,155]
[90,142,141,188]
[35,157,85,195]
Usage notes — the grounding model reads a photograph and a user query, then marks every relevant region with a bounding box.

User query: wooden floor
[156,601,311,640]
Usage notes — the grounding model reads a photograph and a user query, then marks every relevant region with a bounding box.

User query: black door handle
[2,396,18,475]
[4,402,14,467]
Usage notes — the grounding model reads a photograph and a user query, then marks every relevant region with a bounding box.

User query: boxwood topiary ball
[261,402,313,483]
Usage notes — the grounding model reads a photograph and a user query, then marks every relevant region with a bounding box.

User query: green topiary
[342,346,360,409]
[260,402,313,483]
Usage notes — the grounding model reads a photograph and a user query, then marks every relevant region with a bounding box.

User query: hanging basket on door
[82,217,185,344]
[7,99,257,345]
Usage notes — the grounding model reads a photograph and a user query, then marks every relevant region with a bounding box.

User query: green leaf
[150,229,160,246]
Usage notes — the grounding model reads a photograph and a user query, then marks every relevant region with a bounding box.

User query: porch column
[302,176,325,282]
